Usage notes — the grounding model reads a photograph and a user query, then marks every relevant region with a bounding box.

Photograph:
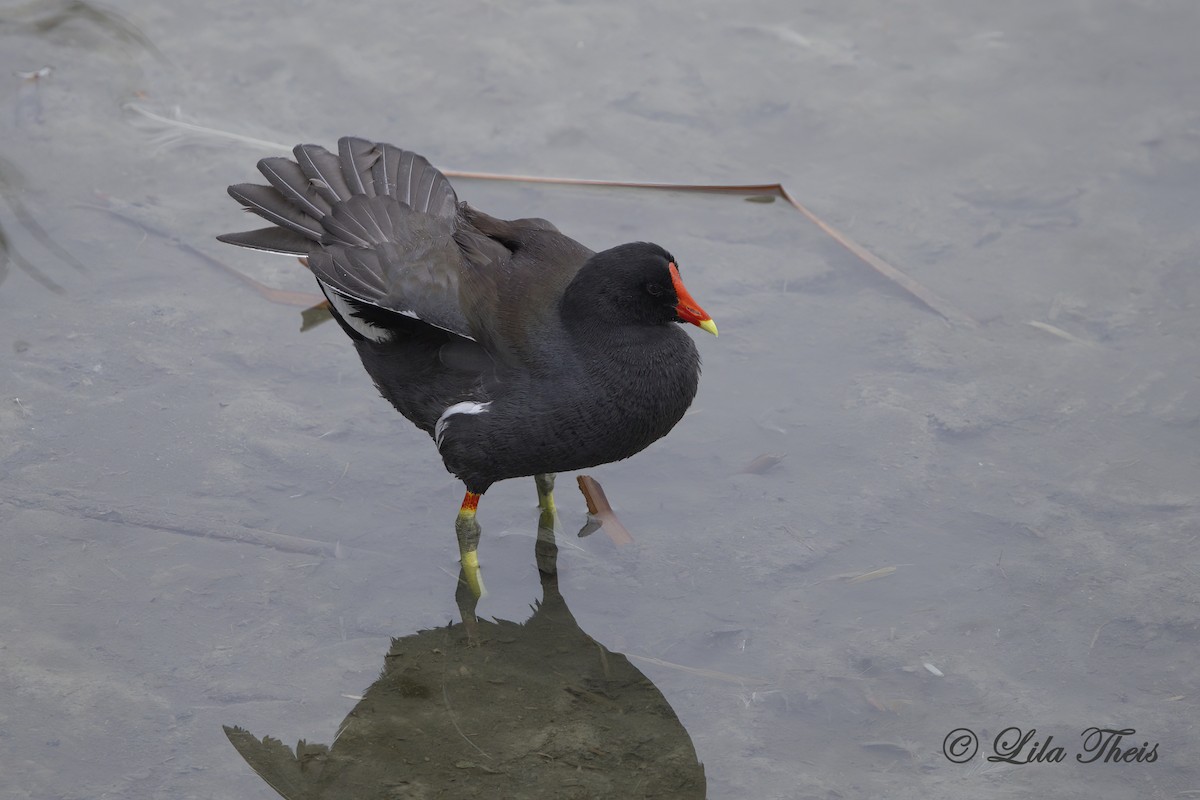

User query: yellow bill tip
[698,318,719,337]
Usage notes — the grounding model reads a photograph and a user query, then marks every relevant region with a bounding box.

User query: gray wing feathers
[387,147,420,206]
[258,157,331,218]
[366,140,458,216]
[216,226,313,255]
[309,251,387,297]
[220,137,470,336]
[227,184,325,240]
[308,241,470,337]
[308,137,460,215]
[294,144,353,204]
[339,137,381,197]
[320,199,374,248]
[225,139,459,250]
[328,196,391,245]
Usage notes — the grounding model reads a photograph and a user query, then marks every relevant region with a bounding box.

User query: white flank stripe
[435,401,491,447]
[326,291,391,342]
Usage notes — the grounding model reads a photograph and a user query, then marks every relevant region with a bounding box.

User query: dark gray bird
[219,137,716,595]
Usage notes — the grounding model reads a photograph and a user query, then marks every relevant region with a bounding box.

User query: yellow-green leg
[534,473,557,514]
[456,490,486,598]
[533,473,560,575]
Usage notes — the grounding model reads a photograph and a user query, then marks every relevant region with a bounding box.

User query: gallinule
[219,137,716,595]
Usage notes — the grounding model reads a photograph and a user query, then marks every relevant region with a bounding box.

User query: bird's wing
[219,137,594,361]
[219,137,470,338]
[453,204,594,365]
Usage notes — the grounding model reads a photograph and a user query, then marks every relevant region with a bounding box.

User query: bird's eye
[646,283,665,297]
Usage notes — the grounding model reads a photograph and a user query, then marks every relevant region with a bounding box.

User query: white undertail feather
[435,401,492,447]
[325,291,392,342]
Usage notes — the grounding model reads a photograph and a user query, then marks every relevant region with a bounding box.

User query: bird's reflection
[224,509,707,798]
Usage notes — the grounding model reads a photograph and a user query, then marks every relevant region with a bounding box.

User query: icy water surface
[2,1,1198,798]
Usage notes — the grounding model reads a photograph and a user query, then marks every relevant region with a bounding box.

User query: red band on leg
[460,492,482,514]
